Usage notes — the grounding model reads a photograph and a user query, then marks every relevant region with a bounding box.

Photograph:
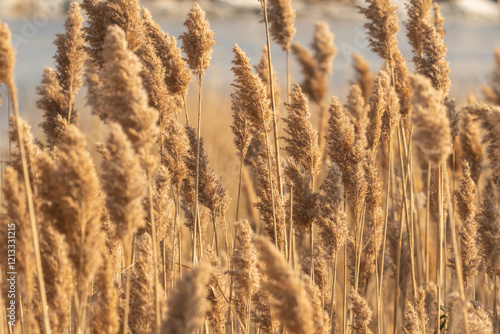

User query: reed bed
[0,0,499,333]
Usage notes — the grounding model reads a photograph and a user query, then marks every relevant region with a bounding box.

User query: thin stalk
[378,133,393,334]
[437,164,443,334]
[446,171,470,334]
[193,71,204,264]
[398,126,417,298]
[330,252,338,334]
[171,186,180,294]
[260,102,279,249]
[354,206,367,292]
[393,204,405,334]
[425,162,431,283]
[67,86,74,124]
[7,84,51,334]
[211,214,219,255]
[236,155,244,222]
[286,50,291,104]
[310,223,314,281]
[262,0,283,200]
[147,170,161,333]
[343,242,348,334]
[122,238,132,334]
[494,275,498,334]
[289,186,294,265]
[183,94,190,125]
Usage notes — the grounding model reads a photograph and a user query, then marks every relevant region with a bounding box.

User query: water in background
[0,4,499,157]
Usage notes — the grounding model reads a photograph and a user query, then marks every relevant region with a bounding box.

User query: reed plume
[142,8,191,105]
[316,163,348,262]
[101,122,147,244]
[162,263,212,334]
[0,167,36,328]
[356,155,383,293]
[305,278,331,334]
[367,70,400,152]
[92,255,120,334]
[183,126,229,226]
[231,44,285,249]
[84,61,101,113]
[40,225,73,333]
[312,22,337,76]
[231,220,261,299]
[38,125,104,331]
[326,96,367,216]
[266,0,296,52]
[433,3,445,39]
[291,22,337,106]
[7,116,43,196]
[448,295,493,334]
[476,179,500,280]
[254,235,314,334]
[162,119,189,189]
[406,0,450,97]
[482,47,500,105]
[231,44,273,136]
[352,53,372,102]
[405,0,432,58]
[98,26,159,172]
[346,84,368,147]
[137,37,176,124]
[1,23,51,329]
[180,3,215,76]
[410,73,452,165]
[37,68,73,147]
[151,165,173,250]
[459,110,484,185]
[81,0,144,67]
[467,103,500,187]
[402,287,427,334]
[359,0,412,121]
[350,288,373,334]
[283,85,321,231]
[206,248,228,333]
[54,2,86,123]
[451,163,480,291]
[129,232,166,333]
[255,46,281,109]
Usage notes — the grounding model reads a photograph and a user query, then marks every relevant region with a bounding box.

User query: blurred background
[0,0,499,197]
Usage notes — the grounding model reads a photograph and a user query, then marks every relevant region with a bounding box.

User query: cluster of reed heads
[0,0,500,333]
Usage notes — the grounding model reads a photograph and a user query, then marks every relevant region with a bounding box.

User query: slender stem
[288,186,294,265]
[146,170,161,333]
[437,164,443,334]
[67,86,74,124]
[235,155,244,222]
[330,252,338,334]
[183,94,190,125]
[425,162,431,283]
[393,202,405,334]
[286,50,291,105]
[378,133,392,334]
[193,72,204,264]
[446,168,470,334]
[122,238,132,334]
[343,241,348,334]
[8,84,51,334]
[310,223,314,282]
[262,0,283,200]
[261,106,279,249]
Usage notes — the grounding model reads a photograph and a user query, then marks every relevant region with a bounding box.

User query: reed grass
[1,1,500,333]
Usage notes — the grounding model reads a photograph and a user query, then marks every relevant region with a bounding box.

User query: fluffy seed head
[179,3,215,75]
